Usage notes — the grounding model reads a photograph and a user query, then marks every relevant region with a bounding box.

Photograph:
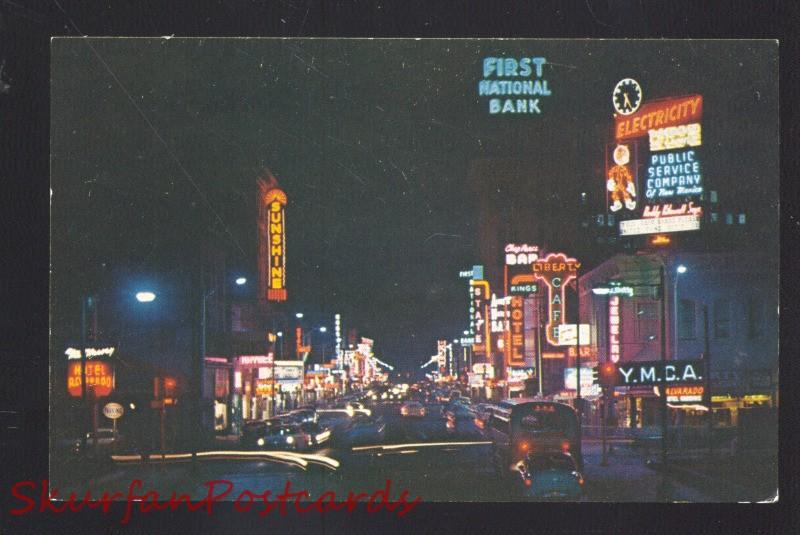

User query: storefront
[232,355,303,422]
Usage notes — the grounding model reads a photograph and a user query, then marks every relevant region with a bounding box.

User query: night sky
[50,39,778,370]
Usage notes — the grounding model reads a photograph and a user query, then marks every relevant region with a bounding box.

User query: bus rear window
[519,411,575,435]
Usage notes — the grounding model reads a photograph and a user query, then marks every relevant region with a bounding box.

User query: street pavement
[48,401,739,503]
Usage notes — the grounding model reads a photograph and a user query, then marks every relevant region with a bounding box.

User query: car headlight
[286,436,295,444]
[257,437,265,447]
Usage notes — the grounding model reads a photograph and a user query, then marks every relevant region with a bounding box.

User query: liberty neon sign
[531,253,581,347]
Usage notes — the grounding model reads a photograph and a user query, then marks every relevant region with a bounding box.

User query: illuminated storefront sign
[65,346,116,360]
[615,95,703,141]
[556,324,590,346]
[478,57,552,115]
[645,149,703,199]
[509,282,539,295]
[649,123,702,152]
[472,363,494,378]
[470,280,490,354]
[335,314,342,360]
[264,188,288,302]
[592,286,634,297]
[609,296,621,363]
[567,346,596,358]
[564,367,601,396]
[506,296,526,366]
[67,360,114,397]
[437,340,447,374]
[505,243,540,265]
[666,385,705,403]
[616,359,705,387]
[606,142,638,213]
[296,327,310,355]
[642,202,702,218]
[542,351,565,360]
[490,293,511,333]
[619,214,701,236]
[531,253,580,347]
[238,354,274,366]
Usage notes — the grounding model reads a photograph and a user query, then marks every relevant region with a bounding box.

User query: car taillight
[524,478,532,487]
[561,441,570,452]
[519,441,529,452]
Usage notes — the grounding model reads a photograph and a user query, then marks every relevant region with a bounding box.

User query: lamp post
[200,276,247,440]
[674,265,687,360]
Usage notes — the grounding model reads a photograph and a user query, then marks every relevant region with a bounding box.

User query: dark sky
[50,39,778,370]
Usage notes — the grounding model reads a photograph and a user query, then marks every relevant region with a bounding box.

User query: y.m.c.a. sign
[617,359,705,387]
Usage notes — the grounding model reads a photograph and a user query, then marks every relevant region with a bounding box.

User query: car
[515,452,584,501]
[344,414,386,446]
[400,401,426,417]
[285,408,318,424]
[299,421,332,447]
[242,421,312,451]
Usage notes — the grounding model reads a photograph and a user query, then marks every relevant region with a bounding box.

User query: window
[725,213,733,225]
[710,190,718,203]
[714,299,730,338]
[678,299,696,340]
[738,213,746,225]
[711,212,718,223]
[746,296,763,339]
[607,214,615,226]
[596,214,605,226]
[635,301,659,342]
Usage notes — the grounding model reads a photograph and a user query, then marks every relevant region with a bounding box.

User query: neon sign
[619,214,701,236]
[67,360,114,397]
[609,296,620,363]
[530,253,580,347]
[505,243,540,265]
[506,295,525,367]
[615,95,703,140]
[490,293,511,333]
[649,122,702,151]
[606,143,638,212]
[469,280,490,354]
[296,327,310,355]
[65,346,115,360]
[264,188,287,302]
[645,149,703,199]
[642,202,702,218]
[479,57,552,115]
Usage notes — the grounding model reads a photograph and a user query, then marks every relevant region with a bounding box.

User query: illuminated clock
[613,78,643,116]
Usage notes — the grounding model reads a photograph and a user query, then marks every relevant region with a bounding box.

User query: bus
[488,399,582,477]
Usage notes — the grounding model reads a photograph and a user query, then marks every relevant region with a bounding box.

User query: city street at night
[45,37,779,508]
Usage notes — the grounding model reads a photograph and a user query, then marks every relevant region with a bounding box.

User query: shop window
[635,301,658,342]
[738,213,746,225]
[725,213,733,225]
[714,299,730,339]
[746,296,764,339]
[678,299,696,340]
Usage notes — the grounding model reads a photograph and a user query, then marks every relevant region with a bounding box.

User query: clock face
[613,78,643,116]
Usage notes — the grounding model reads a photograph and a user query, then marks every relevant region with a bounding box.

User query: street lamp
[135,291,156,303]
[295,312,304,319]
[674,265,687,360]
[235,277,247,286]
[319,326,327,333]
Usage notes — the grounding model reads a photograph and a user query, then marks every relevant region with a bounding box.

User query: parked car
[400,401,426,417]
[515,452,584,501]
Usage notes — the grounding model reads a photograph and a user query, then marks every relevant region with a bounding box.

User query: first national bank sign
[479,57,552,115]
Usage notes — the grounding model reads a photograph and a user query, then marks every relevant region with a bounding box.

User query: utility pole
[659,264,669,501]
[80,296,88,456]
[601,293,611,467]
[703,305,713,459]
[575,278,582,456]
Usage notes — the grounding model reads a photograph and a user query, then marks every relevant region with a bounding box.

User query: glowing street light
[296,312,304,319]
[319,326,327,333]
[235,277,247,285]
[277,331,283,338]
[135,291,156,303]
